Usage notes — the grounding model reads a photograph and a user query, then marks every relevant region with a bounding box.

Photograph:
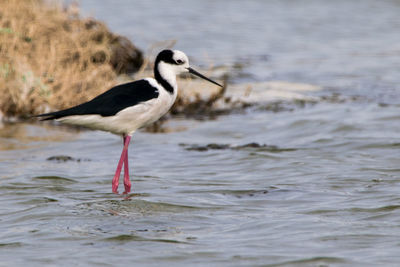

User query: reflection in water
[0,123,79,150]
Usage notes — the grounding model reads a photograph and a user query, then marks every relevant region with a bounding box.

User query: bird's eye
[176,59,184,65]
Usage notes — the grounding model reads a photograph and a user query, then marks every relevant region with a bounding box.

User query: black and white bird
[36,49,222,194]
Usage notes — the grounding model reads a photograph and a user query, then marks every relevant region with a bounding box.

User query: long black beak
[187,67,222,87]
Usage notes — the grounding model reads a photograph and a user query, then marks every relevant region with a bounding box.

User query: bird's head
[155,49,222,87]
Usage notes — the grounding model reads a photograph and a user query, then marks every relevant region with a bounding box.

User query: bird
[36,49,222,194]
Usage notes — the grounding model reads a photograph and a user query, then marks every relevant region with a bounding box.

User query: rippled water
[1,0,400,266]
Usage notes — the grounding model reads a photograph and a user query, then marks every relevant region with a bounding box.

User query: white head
[154,50,222,90]
[170,50,190,74]
[155,50,189,76]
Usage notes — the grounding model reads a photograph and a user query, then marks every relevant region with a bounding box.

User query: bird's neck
[154,62,176,94]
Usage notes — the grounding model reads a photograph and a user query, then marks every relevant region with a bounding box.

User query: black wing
[36,79,159,120]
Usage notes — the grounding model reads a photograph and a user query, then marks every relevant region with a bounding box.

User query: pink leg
[111,135,131,194]
[123,136,131,194]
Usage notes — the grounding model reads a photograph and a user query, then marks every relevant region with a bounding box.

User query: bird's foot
[112,176,119,194]
[123,180,131,195]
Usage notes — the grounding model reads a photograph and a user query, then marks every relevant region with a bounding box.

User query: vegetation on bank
[0,0,143,118]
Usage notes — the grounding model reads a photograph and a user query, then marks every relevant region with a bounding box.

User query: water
[1,0,400,266]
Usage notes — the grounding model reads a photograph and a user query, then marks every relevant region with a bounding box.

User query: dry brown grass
[0,0,142,118]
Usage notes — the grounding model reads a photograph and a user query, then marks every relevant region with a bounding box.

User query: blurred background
[1,0,400,266]
[80,0,400,102]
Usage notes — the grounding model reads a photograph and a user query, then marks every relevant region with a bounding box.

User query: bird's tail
[32,111,62,121]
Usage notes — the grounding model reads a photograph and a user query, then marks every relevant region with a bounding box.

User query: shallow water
[2,0,400,266]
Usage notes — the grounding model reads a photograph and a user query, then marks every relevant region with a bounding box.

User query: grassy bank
[0,0,142,118]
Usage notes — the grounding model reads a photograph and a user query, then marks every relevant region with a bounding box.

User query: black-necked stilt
[36,49,222,194]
